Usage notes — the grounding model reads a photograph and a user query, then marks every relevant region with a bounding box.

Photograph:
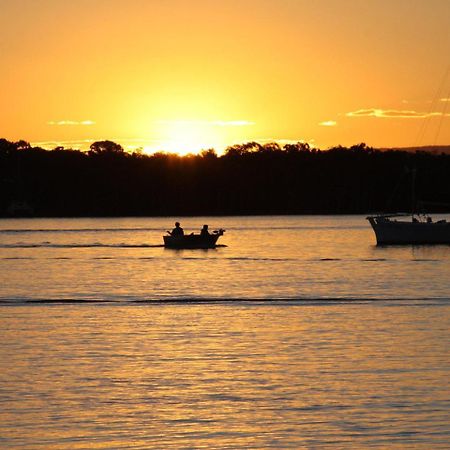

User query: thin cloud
[401,99,426,105]
[47,120,95,126]
[212,120,254,126]
[346,108,448,118]
[319,120,337,127]
[155,120,254,127]
[32,137,319,153]
[255,138,316,147]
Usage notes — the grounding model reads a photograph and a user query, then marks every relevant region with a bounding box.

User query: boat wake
[0,227,165,234]
[0,243,164,248]
[0,297,448,305]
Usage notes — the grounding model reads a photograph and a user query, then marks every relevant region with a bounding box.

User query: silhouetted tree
[283,142,311,153]
[15,140,31,150]
[88,140,124,156]
[0,138,18,156]
[1,137,450,217]
[200,149,218,159]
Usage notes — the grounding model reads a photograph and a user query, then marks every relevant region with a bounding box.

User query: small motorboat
[163,229,225,249]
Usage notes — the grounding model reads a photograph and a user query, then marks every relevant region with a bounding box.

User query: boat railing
[366,212,411,220]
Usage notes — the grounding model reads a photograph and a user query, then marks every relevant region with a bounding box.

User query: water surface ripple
[0,216,449,448]
[1,215,450,302]
[0,303,449,449]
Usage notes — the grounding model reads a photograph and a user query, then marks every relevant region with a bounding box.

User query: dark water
[0,216,449,448]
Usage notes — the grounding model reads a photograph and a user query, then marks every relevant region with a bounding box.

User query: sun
[127,115,256,156]
[156,120,223,155]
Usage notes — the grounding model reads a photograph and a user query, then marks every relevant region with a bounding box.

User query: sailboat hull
[367,216,450,245]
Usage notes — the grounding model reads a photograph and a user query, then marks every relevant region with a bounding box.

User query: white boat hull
[367,216,450,245]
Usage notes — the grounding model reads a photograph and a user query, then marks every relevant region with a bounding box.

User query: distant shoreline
[2,139,450,217]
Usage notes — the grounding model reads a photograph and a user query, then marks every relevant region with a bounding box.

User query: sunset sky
[1,0,449,154]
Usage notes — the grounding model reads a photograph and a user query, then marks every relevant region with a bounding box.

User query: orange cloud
[346,109,447,119]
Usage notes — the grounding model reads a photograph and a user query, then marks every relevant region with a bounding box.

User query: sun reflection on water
[0,302,449,448]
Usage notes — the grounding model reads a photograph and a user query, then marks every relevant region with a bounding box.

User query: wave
[0,249,444,265]
[0,297,448,305]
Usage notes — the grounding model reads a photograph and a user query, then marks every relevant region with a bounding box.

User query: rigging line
[414,64,450,146]
[386,168,408,210]
[434,86,450,145]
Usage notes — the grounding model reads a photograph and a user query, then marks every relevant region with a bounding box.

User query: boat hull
[367,217,450,245]
[163,233,222,249]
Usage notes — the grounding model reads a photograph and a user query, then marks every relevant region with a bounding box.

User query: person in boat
[200,224,210,236]
[171,222,184,236]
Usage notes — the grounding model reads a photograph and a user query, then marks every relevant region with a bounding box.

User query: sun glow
[155,121,220,155]
[2,1,450,149]
[146,120,255,155]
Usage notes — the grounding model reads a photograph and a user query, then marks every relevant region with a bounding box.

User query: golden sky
[1,0,449,154]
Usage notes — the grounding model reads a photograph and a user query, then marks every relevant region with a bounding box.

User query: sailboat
[368,65,450,244]
[367,212,450,245]
[367,169,450,244]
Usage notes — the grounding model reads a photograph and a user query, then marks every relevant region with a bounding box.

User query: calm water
[1,216,449,448]
[1,215,450,301]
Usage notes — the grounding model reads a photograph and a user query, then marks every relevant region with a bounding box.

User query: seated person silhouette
[171,222,184,236]
[200,224,210,236]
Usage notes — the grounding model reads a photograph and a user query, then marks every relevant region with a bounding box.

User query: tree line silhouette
[1,138,450,217]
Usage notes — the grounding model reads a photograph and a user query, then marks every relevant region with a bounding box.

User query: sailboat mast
[411,168,416,216]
